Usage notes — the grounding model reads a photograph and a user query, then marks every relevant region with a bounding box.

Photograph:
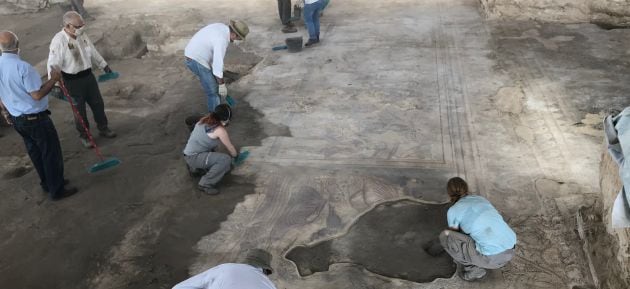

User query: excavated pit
[286,200,455,283]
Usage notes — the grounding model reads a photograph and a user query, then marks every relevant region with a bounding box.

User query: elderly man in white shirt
[184,20,249,112]
[172,248,277,289]
[47,11,116,148]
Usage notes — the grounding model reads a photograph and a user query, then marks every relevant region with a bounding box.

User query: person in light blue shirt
[438,177,516,281]
[0,31,78,200]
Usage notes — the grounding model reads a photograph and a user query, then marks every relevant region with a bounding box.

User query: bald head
[0,31,19,53]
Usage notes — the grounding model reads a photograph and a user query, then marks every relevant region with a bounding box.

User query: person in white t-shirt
[184,20,249,112]
[172,248,277,289]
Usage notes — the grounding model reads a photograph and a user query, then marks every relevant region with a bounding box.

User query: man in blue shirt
[0,31,78,200]
[436,177,516,281]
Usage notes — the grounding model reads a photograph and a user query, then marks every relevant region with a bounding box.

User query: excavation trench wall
[480,0,630,27]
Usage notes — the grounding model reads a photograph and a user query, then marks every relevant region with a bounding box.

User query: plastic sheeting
[604,107,630,228]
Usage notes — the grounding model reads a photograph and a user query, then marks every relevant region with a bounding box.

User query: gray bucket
[286,37,303,53]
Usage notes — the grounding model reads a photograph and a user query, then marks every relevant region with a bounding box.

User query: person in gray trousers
[183,104,238,195]
[425,177,517,281]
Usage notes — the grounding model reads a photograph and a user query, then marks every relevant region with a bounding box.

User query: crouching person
[439,177,517,281]
[183,104,237,195]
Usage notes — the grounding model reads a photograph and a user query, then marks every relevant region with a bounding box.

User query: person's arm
[28,67,62,101]
[446,209,461,232]
[86,35,109,72]
[211,127,238,157]
[0,99,11,125]
[211,37,228,82]
[47,35,65,79]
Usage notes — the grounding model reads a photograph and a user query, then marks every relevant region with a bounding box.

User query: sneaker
[197,185,219,195]
[99,128,117,138]
[52,186,78,201]
[304,39,319,47]
[282,25,298,33]
[80,137,94,149]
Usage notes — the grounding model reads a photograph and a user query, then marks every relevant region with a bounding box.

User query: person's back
[172,249,277,289]
[0,54,48,116]
[210,264,276,289]
[184,23,229,69]
[448,195,516,255]
[183,123,220,156]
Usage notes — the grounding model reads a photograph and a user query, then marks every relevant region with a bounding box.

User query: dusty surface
[1,0,629,288]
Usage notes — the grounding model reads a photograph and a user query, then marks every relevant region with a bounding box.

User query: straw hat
[229,19,249,40]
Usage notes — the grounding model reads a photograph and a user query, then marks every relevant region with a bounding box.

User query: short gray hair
[63,11,83,26]
[0,31,19,52]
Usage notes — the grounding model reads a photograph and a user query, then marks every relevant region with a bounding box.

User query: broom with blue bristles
[59,80,121,173]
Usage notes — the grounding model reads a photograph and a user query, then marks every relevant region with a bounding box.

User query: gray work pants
[439,230,514,270]
[184,152,231,187]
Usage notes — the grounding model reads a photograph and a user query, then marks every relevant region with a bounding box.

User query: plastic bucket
[286,37,303,53]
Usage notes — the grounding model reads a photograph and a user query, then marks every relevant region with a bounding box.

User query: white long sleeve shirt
[47,30,108,76]
[172,263,277,289]
[184,23,230,79]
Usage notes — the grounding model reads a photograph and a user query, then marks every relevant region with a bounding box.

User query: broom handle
[58,80,105,161]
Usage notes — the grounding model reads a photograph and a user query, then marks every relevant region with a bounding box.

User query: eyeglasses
[70,24,84,29]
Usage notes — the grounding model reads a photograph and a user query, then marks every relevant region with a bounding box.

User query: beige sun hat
[241,248,273,274]
[229,19,249,40]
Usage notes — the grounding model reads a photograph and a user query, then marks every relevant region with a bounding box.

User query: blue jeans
[185,58,220,112]
[304,0,325,41]
[12,112,65,198]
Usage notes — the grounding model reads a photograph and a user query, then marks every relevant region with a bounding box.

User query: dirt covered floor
[1,0,629,288]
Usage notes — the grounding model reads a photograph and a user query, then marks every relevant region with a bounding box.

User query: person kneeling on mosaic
[183,104,238,195]
[431,177,517,281]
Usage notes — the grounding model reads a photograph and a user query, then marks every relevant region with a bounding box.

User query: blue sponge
[233,150,250,166]
[98,72,120,82]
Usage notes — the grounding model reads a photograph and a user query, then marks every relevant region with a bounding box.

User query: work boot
[99,128,117,138]
[80,137,94,149]
[197,185,219,195]
[282,25,297,33]
[52,186,78,201]
[304,39,319,47]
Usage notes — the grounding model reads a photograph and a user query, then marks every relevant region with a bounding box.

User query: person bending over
[182,104,238,195]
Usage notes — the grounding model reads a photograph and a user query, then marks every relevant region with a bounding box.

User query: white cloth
[47,30,108,76]
[172,263,277,289]
[184,23,230,79]
[305,0,319,4]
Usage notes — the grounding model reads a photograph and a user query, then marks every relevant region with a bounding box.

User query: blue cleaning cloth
[98,72,120,82]
[272,45,288,51]
[233,150,250,166]
[226,95,238,107]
